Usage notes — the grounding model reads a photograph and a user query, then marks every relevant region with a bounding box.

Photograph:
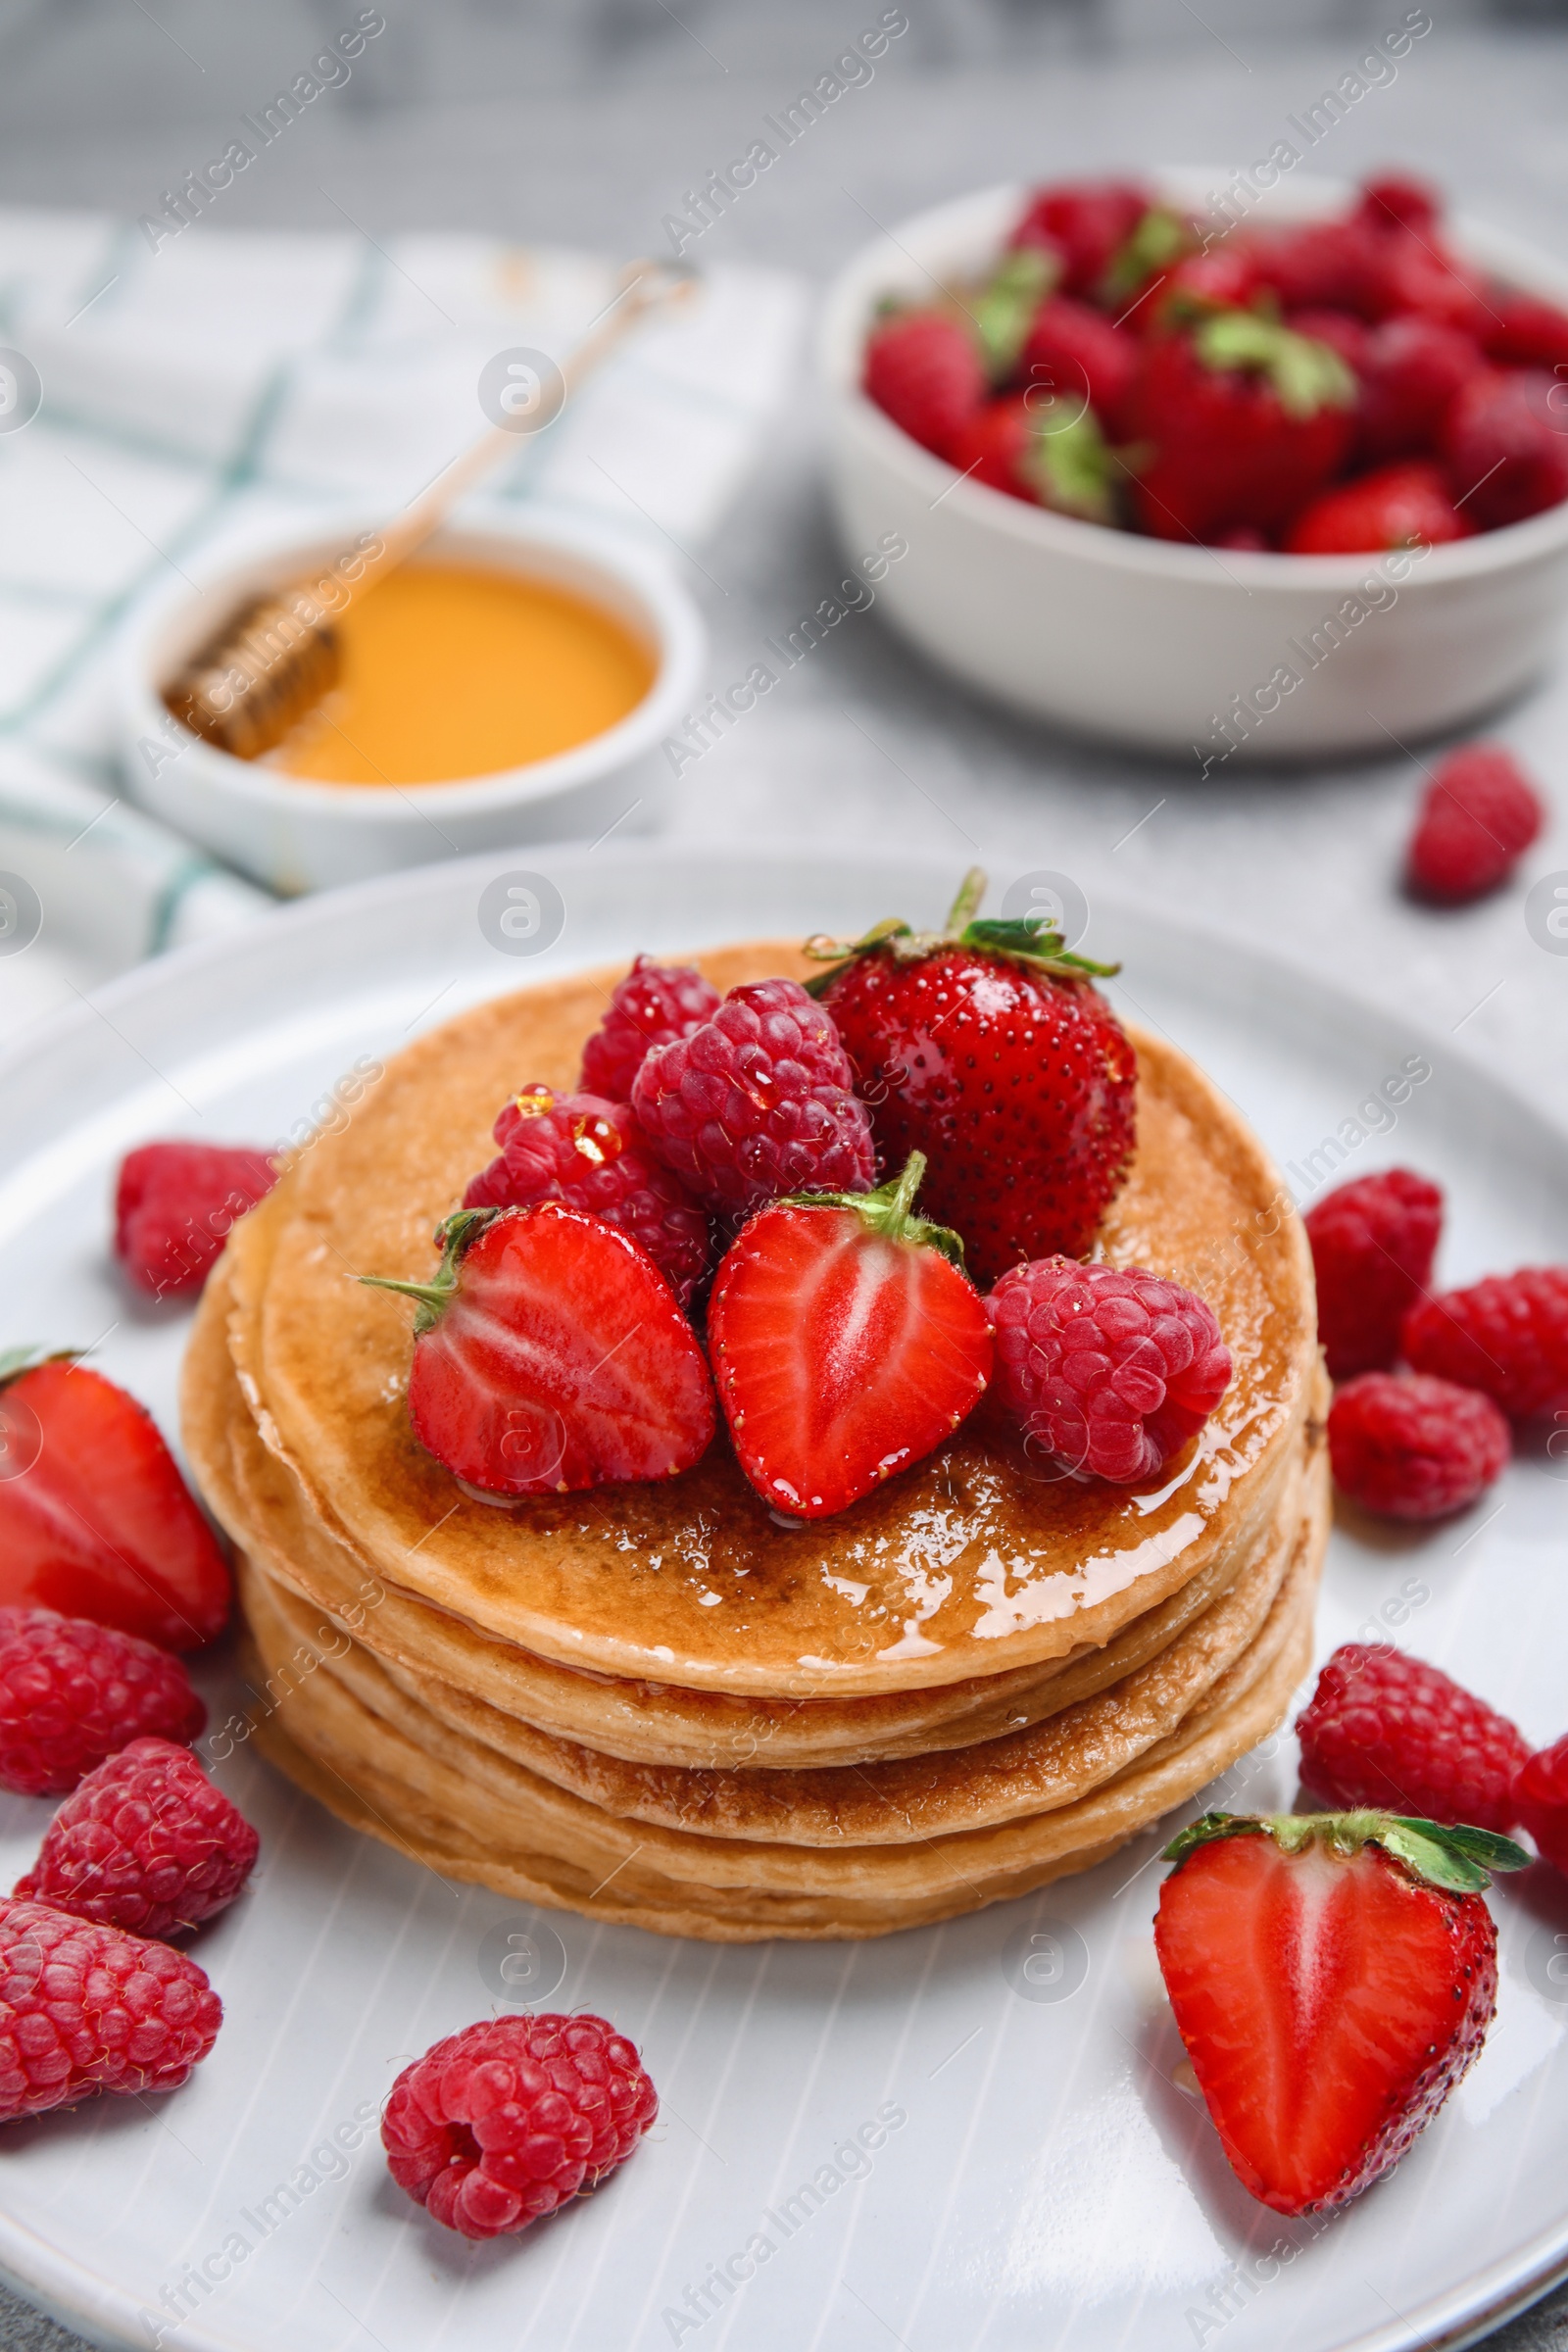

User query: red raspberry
[1403,1267,1568,1421]
[988,1257,1232,1485]
[1355,318,1482,463]
[1444,370,1568,529]
[0,1896,221,2117]
[1406,743,1544,903]
[578,956,719,1102]
[1513,1737,1568,1876]
[1018,298,1138,436]
[463,1088,710,1306]
[1303,1167,1444,1378]
[1328,1372,1510,1520]
[863,311,986,463]
[15,1739,258,1939]
[115,1142,276,1299]
[382,2013,658,2239]
[631,978,874,1219]
[1009,179,1148,299]
[0,1609,204,1797]
[1297,1644,1531,1833]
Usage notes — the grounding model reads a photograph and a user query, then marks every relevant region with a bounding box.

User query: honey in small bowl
[271,561,657,787]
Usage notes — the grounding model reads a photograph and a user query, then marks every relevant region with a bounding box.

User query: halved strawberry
[1154,1810,1527,2216]
[707,1153,993,1518]
[0,1354,230,1649]
[362,1204,714,1495]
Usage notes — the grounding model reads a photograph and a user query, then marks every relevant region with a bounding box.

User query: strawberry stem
[360,1206,499,1336]
[803,869,1120,994]
[0,1346,74,1393]
[1164,1808,1530,1895]
[780,1152,971,1270]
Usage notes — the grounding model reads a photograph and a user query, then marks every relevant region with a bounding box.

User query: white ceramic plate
[0,843,1565,2352]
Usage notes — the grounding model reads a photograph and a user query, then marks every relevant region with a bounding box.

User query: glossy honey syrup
[273,562,656,786]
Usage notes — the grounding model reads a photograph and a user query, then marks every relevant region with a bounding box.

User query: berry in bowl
[821,171,1568,760]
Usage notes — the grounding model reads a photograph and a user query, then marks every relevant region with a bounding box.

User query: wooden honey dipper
[165,260,694,762]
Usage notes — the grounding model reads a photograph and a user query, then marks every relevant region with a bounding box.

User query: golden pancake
[236,1430,1314,1845]
[186,1259,1325,1767]
[238,1505,1321,1939]
[200,943,1316,1700]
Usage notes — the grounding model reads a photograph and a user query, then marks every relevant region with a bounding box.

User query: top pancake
[215,942,1316,1699]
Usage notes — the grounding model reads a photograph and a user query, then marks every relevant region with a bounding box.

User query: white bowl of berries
[819,169,1568,761]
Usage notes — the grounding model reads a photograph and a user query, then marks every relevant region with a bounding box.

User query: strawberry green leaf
[1163,1808,1530,1892]
[0,1346,77,1392]
[1099,208,1190,309]
[782,1152,970,1270]
[361,1206,502,1335]
[972,248,1057,378]
[1193,309,1357,419]
[1022,407,1120,525]
[803,868,1122,992]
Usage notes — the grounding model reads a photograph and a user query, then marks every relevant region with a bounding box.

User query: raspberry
[578,956,719,1102]
[1513,1737,1568,1876]
[382,2013,658,2239]
[988,1258,1232,1485]
[0,1897,221,2117]
[1406,743,1544,903]
[1403,1267,1568,1420]
[1297,1644,1531,1833]
[1328,1372,1510,1520]
[1485,293,1568,372]
[463,1088,710,1305]
[1303,1167,1444,1378]
[1444,369,1568,529]
[631,978,874,1219]
[115,1142,276,1299]
[15,1739,259,1939]
[863,311,986,462]
[0,1609,205,1797]
[1355,317,1481,463]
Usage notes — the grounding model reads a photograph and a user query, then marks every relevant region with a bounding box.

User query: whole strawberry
[383,2012,657,2238]
[1513,1737,1568,1876]
[1127,309,1355,542]
[578,955,719,1102]
[0,1607,205,1797]
[463,1086,710,1305]
[1155,1810,1525,2215]
[810,869,1135,1286]
[631,977,874,1220]
[0,1897,222,2118]
[16,1738,259,1939]
[1284,461,1469,556]
[862,310,986,463]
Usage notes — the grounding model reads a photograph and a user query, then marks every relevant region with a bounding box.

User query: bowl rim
[817,170,1568,588]
[115,501,707,823]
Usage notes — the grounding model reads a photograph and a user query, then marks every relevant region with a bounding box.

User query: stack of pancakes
[182,943,1328,1942]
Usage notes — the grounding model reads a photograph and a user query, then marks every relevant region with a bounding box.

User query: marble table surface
[0,4,1565,2344]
